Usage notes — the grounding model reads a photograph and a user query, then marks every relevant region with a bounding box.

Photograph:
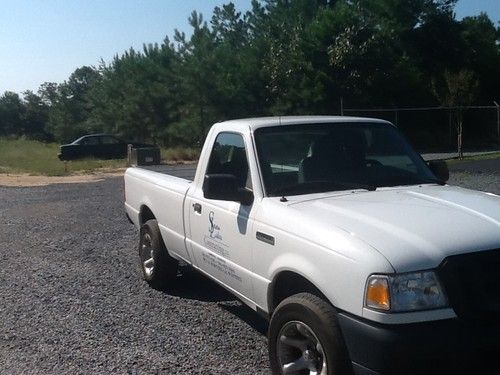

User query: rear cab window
[100,136,120,144]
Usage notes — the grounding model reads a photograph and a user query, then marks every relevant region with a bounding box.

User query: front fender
[253,228,394,317]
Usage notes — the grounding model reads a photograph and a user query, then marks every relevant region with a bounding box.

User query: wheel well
[139,205,156,226]
[268,271,328,313]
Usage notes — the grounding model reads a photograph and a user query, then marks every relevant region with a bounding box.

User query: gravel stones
[0,163,498,374]
[0,177,268,374]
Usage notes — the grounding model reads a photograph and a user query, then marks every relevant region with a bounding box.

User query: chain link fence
[343,104,500,153]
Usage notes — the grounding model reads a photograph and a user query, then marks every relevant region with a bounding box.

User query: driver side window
[100,136,120,144]
[207,132,252,190]
[82,137,99,145]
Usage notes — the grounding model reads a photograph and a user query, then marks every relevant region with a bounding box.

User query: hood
[288,185,500,272]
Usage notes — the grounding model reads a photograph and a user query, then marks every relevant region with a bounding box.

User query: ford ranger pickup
[124,116,500,375]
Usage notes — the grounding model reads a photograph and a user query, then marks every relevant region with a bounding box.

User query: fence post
[127,144,133,167]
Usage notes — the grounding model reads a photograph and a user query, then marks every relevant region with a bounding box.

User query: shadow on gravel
[159,267,237,303]
[219,303,269,336]
[158,267,269,336]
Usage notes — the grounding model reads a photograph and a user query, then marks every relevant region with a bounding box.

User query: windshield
[254,122,439,196]
[71,136,85,145]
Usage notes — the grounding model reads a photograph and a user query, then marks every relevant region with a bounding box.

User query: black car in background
[58,134,153,160]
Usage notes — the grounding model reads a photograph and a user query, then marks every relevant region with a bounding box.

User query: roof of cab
[212,115,391,131]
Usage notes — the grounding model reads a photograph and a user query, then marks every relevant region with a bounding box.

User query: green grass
[0,138,127,176]
[162,146,200,162]
[0,138,199,176]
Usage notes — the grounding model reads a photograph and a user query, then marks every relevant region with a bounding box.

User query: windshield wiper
[418,178,446,186]
[337,181,377,191]
[271,180,376,197]
[381,176,446,187]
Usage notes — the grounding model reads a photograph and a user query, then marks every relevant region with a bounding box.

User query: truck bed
[124,165,196,263]
[139,163,197,180]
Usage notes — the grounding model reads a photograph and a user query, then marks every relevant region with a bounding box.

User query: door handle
[193,203,202,214]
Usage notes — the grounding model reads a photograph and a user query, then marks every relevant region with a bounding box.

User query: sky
[0,0,498,94]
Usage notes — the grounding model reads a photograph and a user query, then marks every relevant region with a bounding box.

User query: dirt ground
[0,161,198,187]
[0,170,125,187]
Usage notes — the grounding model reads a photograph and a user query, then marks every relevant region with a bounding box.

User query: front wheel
[139,219,178,289]
[269,293,352,375]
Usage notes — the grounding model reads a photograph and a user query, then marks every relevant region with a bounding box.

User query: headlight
[365,271,448,312]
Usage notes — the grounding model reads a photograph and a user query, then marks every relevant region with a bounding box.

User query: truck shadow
[218,303,268,336]
[159,266,268,336]
[159,267,235,303]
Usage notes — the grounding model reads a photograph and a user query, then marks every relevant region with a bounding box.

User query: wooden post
[127,144,133,167]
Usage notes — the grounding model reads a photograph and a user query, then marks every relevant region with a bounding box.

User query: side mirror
[203,174,253,205]
[428,160,449,182]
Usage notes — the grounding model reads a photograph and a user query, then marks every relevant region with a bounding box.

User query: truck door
[99,135,122,158]
[187,132,256,302]
[81,136,100,158]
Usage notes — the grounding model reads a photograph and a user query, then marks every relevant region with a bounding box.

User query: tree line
[0,0,498,147]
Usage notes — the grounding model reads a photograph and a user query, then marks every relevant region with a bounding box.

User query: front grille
[437,249,500,321]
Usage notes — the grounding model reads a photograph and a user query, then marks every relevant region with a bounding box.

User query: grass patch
[0,138,127,176]
[162,146,200,162]
[0,138,199,176]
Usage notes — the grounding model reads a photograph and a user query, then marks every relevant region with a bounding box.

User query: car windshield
[72,136,85,145]
[254,122,439,197]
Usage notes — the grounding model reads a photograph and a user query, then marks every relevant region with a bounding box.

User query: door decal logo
[204,211,229,258]
[208,211,222,240]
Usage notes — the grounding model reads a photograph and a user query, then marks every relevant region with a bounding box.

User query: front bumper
[338,312,500,375]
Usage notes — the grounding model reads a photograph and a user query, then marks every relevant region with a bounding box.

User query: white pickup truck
[124,116,500,375]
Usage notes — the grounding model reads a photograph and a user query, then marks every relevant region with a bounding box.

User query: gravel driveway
[0,176,268,374]
[0,161,498,374]
[447,157,500,195]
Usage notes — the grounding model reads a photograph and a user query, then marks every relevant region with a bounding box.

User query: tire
[138,219,178,289]
[269,293,352,375]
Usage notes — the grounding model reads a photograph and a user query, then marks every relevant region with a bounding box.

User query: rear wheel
[139,219,178,289]
[269,293,352,375]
